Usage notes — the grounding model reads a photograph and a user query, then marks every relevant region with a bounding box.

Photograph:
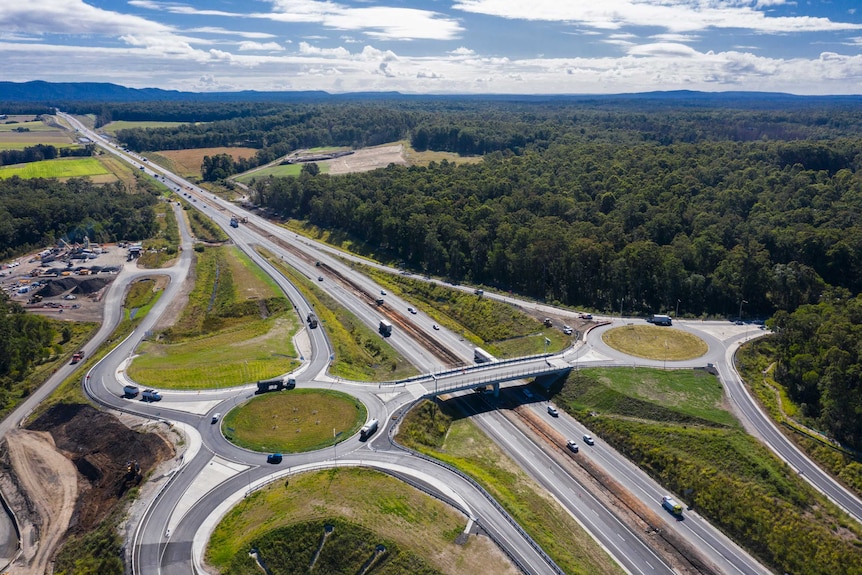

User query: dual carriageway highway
[12,112,855,575]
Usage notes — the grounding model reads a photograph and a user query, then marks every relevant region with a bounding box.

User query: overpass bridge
[388,354,572,400]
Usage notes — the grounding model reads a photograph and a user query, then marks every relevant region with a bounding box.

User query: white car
[547,406,559,417]
[583,434,595,445]
[408,307,417,314]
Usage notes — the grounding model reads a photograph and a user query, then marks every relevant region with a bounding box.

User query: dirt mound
[35,276,112,297]
[28,404,174,531]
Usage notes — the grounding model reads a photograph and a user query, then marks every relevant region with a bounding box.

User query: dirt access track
[324,144,407,175]
[0,404,174,574]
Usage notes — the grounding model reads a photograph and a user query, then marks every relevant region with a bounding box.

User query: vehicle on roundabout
[267,453,283,464]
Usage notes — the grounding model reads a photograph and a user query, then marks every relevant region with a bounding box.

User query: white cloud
[188,27,277,40]
[0,0,171,36]
[238,41,284,51]
[298,41,351,58]
[628,43,700,57]
[450,47,476,56]
[130,0,464,41]
[451,0,862,34]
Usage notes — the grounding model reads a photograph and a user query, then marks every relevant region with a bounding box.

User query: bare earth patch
[4,430,78,575]
[157,147,258,178]
[325,144,407,175]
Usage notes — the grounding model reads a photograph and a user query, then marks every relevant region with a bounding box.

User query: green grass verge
[553,368,862,575]
[138,201,180,268]
[207,468,514,575]
[0,141,77,151]
[259,249,418,382]
[736,338,862,496]
[601,325,708,360]
[222,388,366,452]
[129,246,298,389]
[181,202,228,242]
[0,157,110,179]
[358,264,569,356]
[397,400,625,575]
[559,367,737,427]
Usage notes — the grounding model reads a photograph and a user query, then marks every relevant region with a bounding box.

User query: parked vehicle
[562,325,573,335]
[123,385,139,398]
[359,418,379,440]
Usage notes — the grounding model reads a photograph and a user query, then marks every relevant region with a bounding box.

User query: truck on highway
[142,389,162,402]
[662,495,683,516]
[307,312,318,329]
[359,418,379,440]
[379,319,392,336]
[71,350,85,364]
[123,385,139,398]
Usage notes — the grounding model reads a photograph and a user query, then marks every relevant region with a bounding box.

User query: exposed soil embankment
[0,404,174,574]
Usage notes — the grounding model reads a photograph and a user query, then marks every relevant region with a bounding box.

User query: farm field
[0,115,77,151]
[0,157,110,179]
[152,146,258,179]
[206,468,518,575]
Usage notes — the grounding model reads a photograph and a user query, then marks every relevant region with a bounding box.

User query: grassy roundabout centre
[222,389,368,453]
[601,324,708,360]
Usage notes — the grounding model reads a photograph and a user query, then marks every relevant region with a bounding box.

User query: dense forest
[109,101,862,178]
[249,139,861,319]
[0,292,57,398]
[0,177,159,260]
[771,290,862,450]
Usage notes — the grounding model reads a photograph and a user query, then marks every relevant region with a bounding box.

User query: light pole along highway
[59,110,828,575]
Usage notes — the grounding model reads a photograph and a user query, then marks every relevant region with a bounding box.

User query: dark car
[267,453,283,464]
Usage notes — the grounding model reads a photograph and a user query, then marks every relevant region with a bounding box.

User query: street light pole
[676,299,680,319]
[738,299,748,321]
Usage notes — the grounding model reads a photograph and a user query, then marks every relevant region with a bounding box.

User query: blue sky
[2,0,861,94]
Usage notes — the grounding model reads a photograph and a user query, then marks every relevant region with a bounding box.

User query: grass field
[400,140,484,167]
[0,140,77,151]
[601,325,708,360]
[553,368,862,575]
[235,161,329,182]
[101,120,189,134]
[206,468,518,575]
[151,147,258,179]
[129,246,298,389]
[222,389,366,452]
[559,367,737,427]
[397,401,624,575]
[138,201,180,268]
[0,120,57,132]
[0,157,111,180]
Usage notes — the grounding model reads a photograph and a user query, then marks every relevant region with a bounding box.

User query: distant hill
[1,80,861,108]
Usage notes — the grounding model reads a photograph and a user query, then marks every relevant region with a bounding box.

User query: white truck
[142,389,162,402]
[359,418,379,440]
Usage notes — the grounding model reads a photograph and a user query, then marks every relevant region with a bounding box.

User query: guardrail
[387,397,566,575]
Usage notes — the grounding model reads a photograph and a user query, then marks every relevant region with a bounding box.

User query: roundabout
[601,324,708,361]
[221,388,367,453]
